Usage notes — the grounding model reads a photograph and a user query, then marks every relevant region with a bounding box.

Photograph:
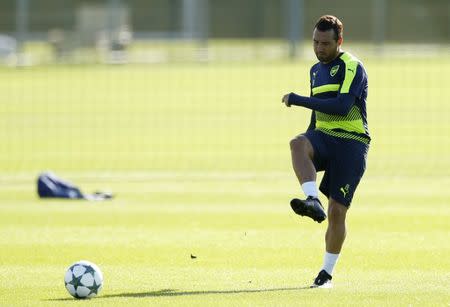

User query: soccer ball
[64,260,103,299]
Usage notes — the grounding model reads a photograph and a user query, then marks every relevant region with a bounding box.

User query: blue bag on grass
[37,171,112,200]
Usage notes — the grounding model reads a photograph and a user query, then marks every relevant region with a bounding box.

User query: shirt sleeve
[287,92,355,116]
[340,62,367,99]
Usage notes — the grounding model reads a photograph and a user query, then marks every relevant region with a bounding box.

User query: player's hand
[282,93,291,107]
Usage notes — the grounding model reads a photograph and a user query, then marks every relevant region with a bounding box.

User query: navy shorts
[302,130,369,207]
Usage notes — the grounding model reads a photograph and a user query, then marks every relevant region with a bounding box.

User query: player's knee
[328,200,347,224]
[289,136,309,153]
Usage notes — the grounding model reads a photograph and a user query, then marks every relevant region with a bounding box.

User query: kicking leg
[289,135,326,222]
[289,135,316,185]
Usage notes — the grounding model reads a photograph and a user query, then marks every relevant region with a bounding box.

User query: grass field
[0,53,449,306]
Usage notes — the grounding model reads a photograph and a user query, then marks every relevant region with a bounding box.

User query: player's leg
[311,196,349,288]
[289,135,316,185]
[312,137,369,288]
[289,131,327,222]
[325,198,348,254]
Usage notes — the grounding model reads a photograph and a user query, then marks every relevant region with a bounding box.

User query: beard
[315,52,333,63]
[315,51,339,64]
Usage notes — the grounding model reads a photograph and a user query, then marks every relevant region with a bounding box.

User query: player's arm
[284,92,355,116]
[282,62,365,116]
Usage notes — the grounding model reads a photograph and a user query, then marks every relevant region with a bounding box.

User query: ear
[337,37,343,46]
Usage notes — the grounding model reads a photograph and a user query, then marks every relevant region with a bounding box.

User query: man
[282,15,370,288]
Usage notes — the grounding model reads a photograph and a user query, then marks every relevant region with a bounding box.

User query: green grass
[0,54,449,306]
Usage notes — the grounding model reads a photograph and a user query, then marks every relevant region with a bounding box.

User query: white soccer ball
[64,260,103,299]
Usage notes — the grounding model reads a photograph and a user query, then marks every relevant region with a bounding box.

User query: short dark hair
[314,15,343,41]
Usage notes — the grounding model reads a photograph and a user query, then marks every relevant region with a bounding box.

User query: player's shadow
[101,286,312,298]
[46,286,312,301]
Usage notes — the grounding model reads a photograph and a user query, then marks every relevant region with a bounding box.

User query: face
[313,28,342,63]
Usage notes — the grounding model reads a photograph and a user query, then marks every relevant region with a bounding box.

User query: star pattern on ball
[64,261,103,299]
[90,279,101,294]
[69,272,83,288]
[83,265,96,276]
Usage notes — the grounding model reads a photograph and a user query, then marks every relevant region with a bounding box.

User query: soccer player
[281,15,370,288]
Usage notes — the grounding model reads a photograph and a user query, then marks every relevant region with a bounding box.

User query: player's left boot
[290,196,327,223]
[310,270,333,288]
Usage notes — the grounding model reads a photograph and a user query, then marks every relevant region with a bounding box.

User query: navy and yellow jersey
[308,51,370,144]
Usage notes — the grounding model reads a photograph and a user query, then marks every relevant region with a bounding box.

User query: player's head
[313,15,343,63]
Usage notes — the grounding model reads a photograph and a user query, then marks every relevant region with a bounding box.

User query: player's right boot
[290,196,326,223]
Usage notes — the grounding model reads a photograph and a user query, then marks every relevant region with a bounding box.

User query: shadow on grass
[47,286,312,301]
